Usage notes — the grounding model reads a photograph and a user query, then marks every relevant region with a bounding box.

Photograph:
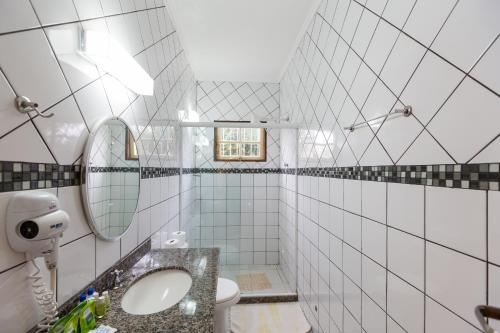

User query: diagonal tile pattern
[196,81,281,169]
[281,0,500,168]
[279,0,500,333]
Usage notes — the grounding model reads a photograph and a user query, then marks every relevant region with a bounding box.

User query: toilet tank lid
[216,278,240,304]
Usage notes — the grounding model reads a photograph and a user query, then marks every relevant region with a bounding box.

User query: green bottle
[79,299,96,333]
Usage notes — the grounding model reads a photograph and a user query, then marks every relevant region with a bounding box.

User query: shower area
[178,81,298,298]
[181,123,297,297]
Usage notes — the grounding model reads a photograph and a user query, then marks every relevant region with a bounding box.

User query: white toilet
[215,278,241,333]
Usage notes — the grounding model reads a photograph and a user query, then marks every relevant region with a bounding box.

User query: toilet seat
[216,278,240,305]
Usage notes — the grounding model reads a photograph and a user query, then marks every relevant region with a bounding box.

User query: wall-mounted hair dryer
[6,192,69,269]
[5,192,70,332]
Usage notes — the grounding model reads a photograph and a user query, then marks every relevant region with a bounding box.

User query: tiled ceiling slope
[196,81,281,169]
[280,0,500,168]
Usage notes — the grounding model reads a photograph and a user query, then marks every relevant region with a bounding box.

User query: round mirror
[81,118,140,240]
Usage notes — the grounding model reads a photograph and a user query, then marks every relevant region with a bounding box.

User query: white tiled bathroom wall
[191,172,281,265]
[279,0,500,332]
[195,81,281,169]
[0,1,195,332]
[189,81,283,265]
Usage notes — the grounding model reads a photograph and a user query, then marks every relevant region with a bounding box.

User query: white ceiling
[168,0,320,83]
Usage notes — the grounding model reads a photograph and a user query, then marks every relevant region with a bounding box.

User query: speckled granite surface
[238,294,298,304]
[99,248,219,333]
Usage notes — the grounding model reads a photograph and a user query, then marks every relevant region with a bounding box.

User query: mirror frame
[81,117,141,241]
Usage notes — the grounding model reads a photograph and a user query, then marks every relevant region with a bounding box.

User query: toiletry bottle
[102,291,110,311]
[86,287,97,313]
[87,287,95,299]
[79,299,96,333]
[79,293,87,303]
[95,296,106,319]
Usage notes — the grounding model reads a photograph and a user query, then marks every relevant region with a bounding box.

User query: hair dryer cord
[29,260,59,332]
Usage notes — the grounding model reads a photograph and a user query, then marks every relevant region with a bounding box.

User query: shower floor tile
[219,264,295,295]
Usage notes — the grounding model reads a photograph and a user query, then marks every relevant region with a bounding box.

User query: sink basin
[121,269,192,315]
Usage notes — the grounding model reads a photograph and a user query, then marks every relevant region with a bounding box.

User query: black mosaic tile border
[181,163,500,191]
[182,168,284,174]
[90,167,140,173]
[140,167,180,179]
[0,161,81,193]
[297,163,500,191]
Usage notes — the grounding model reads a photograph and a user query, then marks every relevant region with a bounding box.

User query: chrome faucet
[111,269,123,289]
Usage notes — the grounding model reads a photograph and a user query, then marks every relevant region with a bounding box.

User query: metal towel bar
[344,105,412,132]
[476,305,500,333]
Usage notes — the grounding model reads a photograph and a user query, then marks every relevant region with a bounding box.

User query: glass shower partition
[180,123,298,297]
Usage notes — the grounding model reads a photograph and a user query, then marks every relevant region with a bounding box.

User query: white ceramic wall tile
[0,70,29,137]
[344,179,361,214]
[344,275,362,321]
[361,181,386,223]
[488,191,500,266]
[364,20,399,74]
[387,317,406,333]
[362,255,386,309]
[31,0,79,25]
[33,96,88,164]
[362,293,386,333]
[403,0,457,47]
[58,186,91,245]
[344,211,361,251]
[426,242,486,324]
[400,52,463,126]
[431,0,500,72]
[0,29,71,112]
[343,243,361,286]
[73,0,104,20]
[489,264,500,332]
[428,78,500,163]
[380,34,427,96]
[0,0,39,34]
[362,218,386,266]
[0,122,56,163]
[387,272,425,333]
[0,260,47,332]
[425,297,479,333]
[74,79,114,129]
[397,130,454,166]
[426,186,486,259]
[388,228,424,290]
[387,183,424,236]
[57,235,96,303]
[95,238,120,276]
[100,0,123,16]
[471,38,500,95]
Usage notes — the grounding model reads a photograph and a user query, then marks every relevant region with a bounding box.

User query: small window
[214,122,266,162]
[125,128,139,160]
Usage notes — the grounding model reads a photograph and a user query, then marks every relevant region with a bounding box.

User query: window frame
[125,128,139,160]
[213,121,267,162]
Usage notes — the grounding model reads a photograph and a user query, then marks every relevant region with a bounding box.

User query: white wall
[188,81,283,265]
[0,1,195,332]
[280,0,500,332]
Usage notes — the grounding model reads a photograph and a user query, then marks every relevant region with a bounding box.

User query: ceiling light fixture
[79,29,154,96]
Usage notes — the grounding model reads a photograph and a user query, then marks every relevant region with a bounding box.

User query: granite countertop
[99,248,220,333]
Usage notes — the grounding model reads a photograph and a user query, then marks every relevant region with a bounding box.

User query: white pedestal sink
[121,269,192,315]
